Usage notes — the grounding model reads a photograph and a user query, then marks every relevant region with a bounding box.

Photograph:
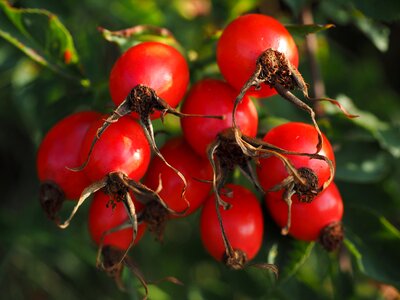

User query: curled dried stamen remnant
[232,48,357,153]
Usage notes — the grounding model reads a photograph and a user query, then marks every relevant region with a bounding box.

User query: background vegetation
[1,0,400,299]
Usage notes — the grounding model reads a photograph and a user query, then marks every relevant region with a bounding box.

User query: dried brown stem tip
[39,181,65,221]
[319,221,344,251]
[223,249,248,270]
[232,48,358,153]
[100,246,183,299]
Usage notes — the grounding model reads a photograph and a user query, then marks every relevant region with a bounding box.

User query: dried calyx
[207,127,334,237]
[207,128,263,210]
[207,127,332,275]
[232,48,358,153]
[39,181,65,221]
[138,200,169,241]
[100,246,183,299]
[319,221,344,251]
[74,84,224,201]
[57,171,187,248]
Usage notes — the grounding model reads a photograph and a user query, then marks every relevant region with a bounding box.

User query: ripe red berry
[257,122,335,194]
[181,78,258,158]
[144,136,212,216]
[37,111,101,200]
[200,184,263,266]
[266,182,343,244]
[109,41,189,118]
[217,14,299,98]
[88,191,146,250]
[79,116,151,182]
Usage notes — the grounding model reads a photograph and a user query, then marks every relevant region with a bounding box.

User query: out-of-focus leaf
[267,238,315,283]
[351,10,390,52]
[375,126,400,159]
[335,141,391,183]
[98,25,184,54]
[0,1,88,86]
[286,23,335,37]
[324,95,400,158]
[228,0,259,20]
[344,207,400,289]
[352,0,400,22]
[282,0,309,17]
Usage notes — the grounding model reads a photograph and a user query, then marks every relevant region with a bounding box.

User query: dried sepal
[100,246,149,299]
[95,220,137,271]
[232,48,357,153]
[57,178,107,229]
[229,127,335,235]
[73,84,223,202]
[107,172,190,240]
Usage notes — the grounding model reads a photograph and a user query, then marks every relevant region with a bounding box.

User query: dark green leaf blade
[344,206,400,289]
[286,23,335,37]
[335,141,391,183]
[0,1,87,84]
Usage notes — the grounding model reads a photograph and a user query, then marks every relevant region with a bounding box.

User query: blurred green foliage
[1,0,399,299]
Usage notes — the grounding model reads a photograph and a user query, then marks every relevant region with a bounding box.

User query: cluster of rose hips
[36,13,349,294]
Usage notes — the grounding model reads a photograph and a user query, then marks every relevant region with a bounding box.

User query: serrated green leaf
[344,207,400,288]
[286,23,335,37]
[98,25,184,54]
[0,1,87,84]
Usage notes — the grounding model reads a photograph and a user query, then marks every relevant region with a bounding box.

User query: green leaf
[351,10,390,52]
[268,239,315,283]
[286,23,335,37]
[335,141,391,183]
[352,0,400,22]
[325,95,400,158]
[282,0,309,17]
[98,25,184,54]
[0,1,87,85]
[344,206,400,288]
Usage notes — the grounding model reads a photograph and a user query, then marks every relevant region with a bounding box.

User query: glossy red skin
[266,182,343,241]
[144,137,212,216]
[88,191,146,250]
[257,122,335,193]
[200,184,264,262]
[109,41,189,119]
[181,78,258,158]
[217,14,299,98]
[80,116,151,182]
[37,111,101,200]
